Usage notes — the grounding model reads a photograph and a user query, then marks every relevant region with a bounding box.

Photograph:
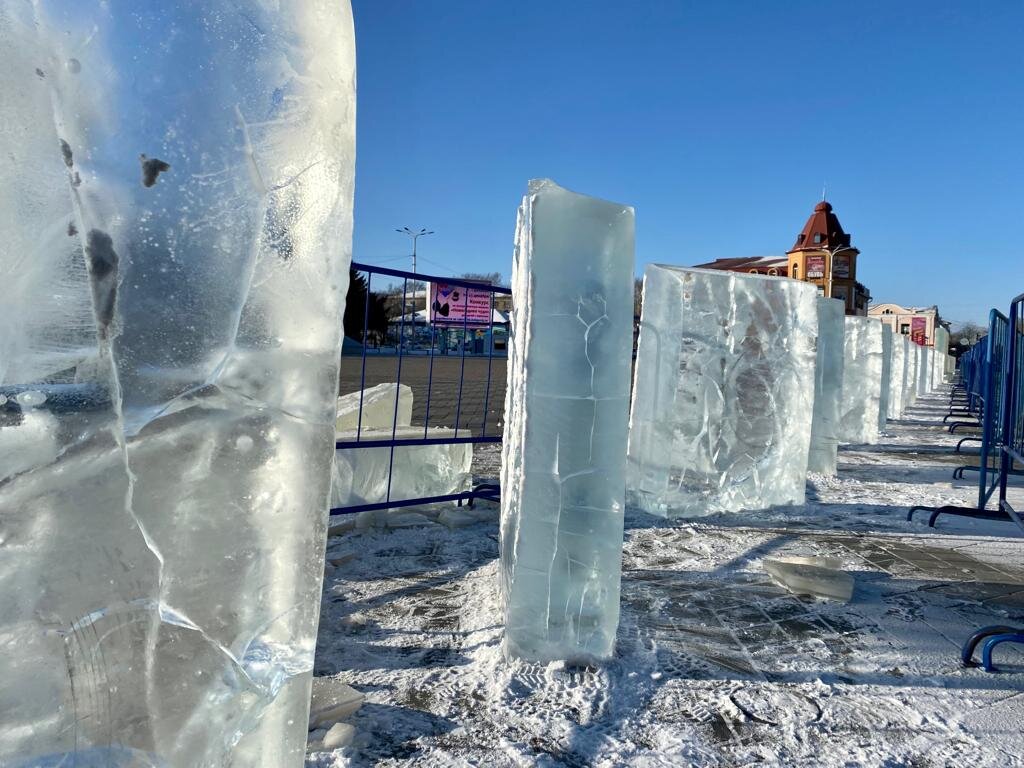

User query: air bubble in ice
[15,390,47,407]
[66,58,81,74]
[235,435,254,452]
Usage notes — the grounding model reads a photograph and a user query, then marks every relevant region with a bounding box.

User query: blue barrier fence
[950,312,1008,497]
[908,301,1023,533]
[997,292,1024,532]
[330,262,512,516]
[945,337,985,434]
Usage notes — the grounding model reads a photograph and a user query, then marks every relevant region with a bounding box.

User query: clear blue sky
[352,0,1024,326]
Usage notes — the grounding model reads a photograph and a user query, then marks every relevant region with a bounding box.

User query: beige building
[869,303,948,348]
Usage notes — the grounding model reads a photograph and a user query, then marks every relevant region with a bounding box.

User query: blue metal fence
[944,338,984,434]
[330,262,511,516]
[996,292,1024,532]
[908,301,1024,532]
[951,310,1008,465]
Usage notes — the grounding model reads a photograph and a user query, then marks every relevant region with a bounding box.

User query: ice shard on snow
[888,333,906,419]
[627,266,818,516]
[0,3,356,765]
[500,179,634,663]
[807,297,845,475]
[878,324,893,432]
[838,317,884,444]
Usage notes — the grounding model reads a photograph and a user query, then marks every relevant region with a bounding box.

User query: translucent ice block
[838,317,884,444]
[918,345,932,396]
[627,265,818,515]
[763,556,854,602]
[808,298,845,475]
[336,383,412,432]
[888,333,906,419]
[500,179,634,663]
[0,3,355,765]
[878,324,893,432]
[905,340,919,408]
[331,427,473,509]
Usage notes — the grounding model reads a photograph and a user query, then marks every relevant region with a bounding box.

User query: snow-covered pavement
[309,387,1024,767]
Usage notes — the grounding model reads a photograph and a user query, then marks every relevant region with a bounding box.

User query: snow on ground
[309,387,1024,767]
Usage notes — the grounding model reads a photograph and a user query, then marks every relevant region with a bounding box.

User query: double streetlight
[395,226,434,275]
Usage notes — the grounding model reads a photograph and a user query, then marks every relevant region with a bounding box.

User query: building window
[900,324,910,334]
[792,264,799,279]
[883,309,893,314]
[813,233,823,244]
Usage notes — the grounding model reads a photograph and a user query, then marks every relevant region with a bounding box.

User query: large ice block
[878,324,893,432]
[627,265,818,515]
[808,298,845,475]
[887,333,906,419]
[331,427,473,508]
[838,317,884,444]
[500,179,634,663]
[0,3,355,765]
[336,383,412,432]
[918,345,932,396]
[905,340,919,408]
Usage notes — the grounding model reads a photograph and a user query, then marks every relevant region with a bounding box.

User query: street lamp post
[825,244,856,304]
[395,226,434,276]
[395,227,433,351]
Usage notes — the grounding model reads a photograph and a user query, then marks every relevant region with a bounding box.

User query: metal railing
[330,262,511,516]
[908,303,1023,533]
[997,292,1024,532]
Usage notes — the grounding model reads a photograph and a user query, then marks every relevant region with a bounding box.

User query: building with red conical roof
[786,201,870,316]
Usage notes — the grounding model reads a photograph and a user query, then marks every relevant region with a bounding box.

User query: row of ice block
[625,266,949,518]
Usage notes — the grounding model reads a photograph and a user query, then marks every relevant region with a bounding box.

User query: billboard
[806,255,825,279]
[431,281,493,326]
[832,254,851,279]
[911,316,927,345]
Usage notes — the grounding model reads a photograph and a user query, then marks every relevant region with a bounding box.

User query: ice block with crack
[878,324,893,432]
[627,265,818,515]
[500,179,634,663]
[808,298,845,475]
[0,3,356,765]
[838,317,884,444]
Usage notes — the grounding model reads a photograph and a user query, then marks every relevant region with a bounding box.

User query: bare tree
[460,271,505,287]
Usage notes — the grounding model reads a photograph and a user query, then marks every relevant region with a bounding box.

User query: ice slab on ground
[0,3,355,765]
[331,427,472,509]
[808,298,845,475]
[838,317,884,444]
[878,324,893,432]
[336,383,412,431]
[627,265,818,516]
[763,556,854,602]
[321,723,356,750]
[888,332,906,419]
[308,678,364,730]
[500,179,634,663]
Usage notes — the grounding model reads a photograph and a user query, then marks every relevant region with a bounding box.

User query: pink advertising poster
[431,282,493,326]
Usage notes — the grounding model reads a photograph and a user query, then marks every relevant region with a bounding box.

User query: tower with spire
[786,200,870,316]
